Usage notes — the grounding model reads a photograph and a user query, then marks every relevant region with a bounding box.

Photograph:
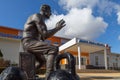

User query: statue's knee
[48,50,58,55]
[53,46,59,53]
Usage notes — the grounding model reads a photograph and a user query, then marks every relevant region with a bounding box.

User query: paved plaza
[78,73,120,80]
[38,73,120,80]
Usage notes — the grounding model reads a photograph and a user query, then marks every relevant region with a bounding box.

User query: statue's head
[40,4,51,19]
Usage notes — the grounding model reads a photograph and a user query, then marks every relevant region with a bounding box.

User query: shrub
[0,67,6,73]
[0,50,3,57]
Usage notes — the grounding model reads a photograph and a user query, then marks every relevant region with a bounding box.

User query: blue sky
[0,0,120,53]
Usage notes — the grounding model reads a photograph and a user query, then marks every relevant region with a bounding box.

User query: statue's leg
[22,39,58,79]
[34,53,46,71]
[45,54,54,80]
[45,46,58,80]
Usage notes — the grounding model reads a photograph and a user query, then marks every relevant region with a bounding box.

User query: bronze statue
[48,52,80,80]
[21,4,65,80]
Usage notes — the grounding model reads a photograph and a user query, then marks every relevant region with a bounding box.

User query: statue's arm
[45,19,66,39]
[45,27,60,39]
[32,14,43,34]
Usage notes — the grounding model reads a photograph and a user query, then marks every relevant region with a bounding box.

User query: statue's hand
[56,19,66,30]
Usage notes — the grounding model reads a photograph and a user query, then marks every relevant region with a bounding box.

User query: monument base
[19,52,36,80]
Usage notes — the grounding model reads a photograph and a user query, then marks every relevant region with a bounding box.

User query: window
[95,56,99,66]
[107,57,109,67]
[61,39,68,45]
[18,31,23,36]
[116,63,118,67]
[116,58,118,62]
[53,42,59,46]
[75,56,79,65]
[45,40,51,45]
[81,57,86,65]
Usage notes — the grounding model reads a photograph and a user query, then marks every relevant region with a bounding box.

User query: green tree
[0,49,3,57]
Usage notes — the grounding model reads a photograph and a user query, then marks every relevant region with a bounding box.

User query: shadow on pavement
[37,77,120,80]
[80,77,93,80]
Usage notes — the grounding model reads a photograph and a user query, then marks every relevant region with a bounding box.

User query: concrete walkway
[38,73,120,80]
[78,73,120,80]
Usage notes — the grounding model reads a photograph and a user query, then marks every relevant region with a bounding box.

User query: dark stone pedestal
[19,52,35,80]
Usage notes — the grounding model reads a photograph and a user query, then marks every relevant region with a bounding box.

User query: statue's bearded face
[44,9,51,19]
[40,5,51,19]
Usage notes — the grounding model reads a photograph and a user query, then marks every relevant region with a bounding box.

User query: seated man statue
[21,4,65,80]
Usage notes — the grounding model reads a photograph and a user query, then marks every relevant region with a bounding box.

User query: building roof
[0,26,22,40]
[59,38,109,53]
[0,25,22,31]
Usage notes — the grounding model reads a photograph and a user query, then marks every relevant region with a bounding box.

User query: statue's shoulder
[26,13,42,22]
[32,13,42,18]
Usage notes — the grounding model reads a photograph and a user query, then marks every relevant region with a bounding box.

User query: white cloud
[59,0,98,10]
[117,12,120,25]
[96,0,116,15]
[45,0,110,40]
[118,35,120,40]
[96,0,120,25]
[59,0,120,24]
[46,8,108,40]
